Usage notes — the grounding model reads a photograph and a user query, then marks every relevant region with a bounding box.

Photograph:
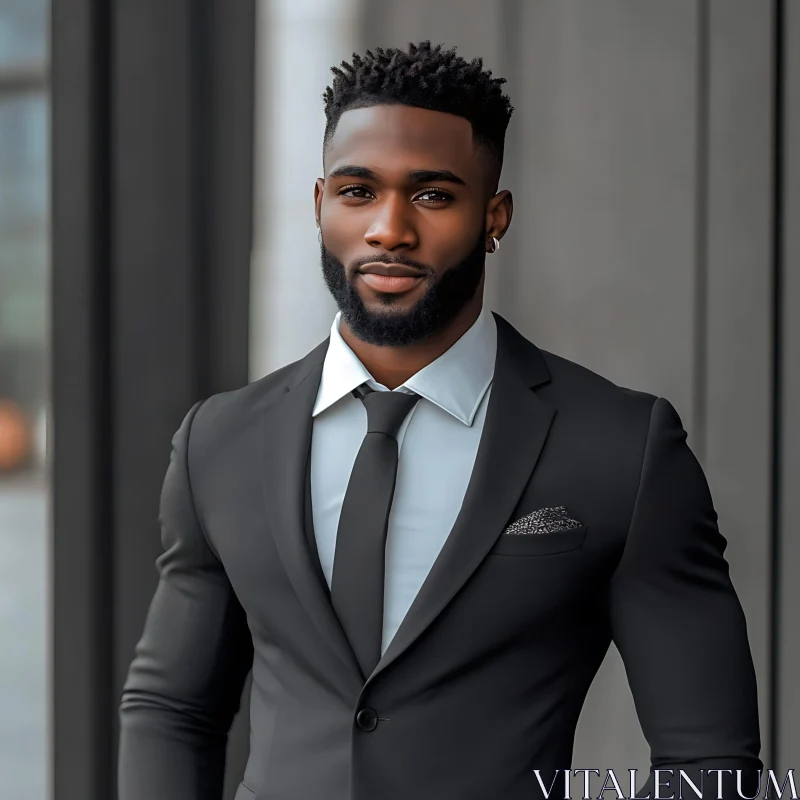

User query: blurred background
[0,1,797,798]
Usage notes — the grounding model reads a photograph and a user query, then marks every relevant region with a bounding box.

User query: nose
[364,193,418,251]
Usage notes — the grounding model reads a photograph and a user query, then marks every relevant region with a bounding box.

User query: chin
[365,293,419,311]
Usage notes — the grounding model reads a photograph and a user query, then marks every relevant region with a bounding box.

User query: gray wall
[363,0,797,771]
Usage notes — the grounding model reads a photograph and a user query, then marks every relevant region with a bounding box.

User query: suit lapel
[260,339,365,691]
[367,313,556,684]
[260,313,555,690]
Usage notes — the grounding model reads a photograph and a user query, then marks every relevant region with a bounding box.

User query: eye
[338,184,375,200]
[414,188,454,204]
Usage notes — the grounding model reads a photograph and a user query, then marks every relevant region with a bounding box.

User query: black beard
[319,231,487,347]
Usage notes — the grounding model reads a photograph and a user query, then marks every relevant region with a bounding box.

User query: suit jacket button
[356,707,378,732]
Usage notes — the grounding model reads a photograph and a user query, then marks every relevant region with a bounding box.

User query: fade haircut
[322,41,514,170]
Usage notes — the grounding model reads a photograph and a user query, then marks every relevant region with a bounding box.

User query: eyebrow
[328,165,467,186]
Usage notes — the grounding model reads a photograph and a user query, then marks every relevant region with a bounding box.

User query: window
[0,1,49,798]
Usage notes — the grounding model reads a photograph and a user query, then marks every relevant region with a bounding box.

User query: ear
[314,178,325,226]
[485,189,513,242]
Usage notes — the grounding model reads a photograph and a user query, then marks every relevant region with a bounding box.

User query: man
[119,42,762,800]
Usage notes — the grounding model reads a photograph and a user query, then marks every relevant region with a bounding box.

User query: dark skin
[314,104,513,389]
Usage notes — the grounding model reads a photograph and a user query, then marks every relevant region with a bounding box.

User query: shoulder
[197,361,298,425]
[186,342,326,456]
[533,348,663,511]
[493,311,659,432]
[528,347,686,545]
[537,347,659,424]
[537,348,691,457]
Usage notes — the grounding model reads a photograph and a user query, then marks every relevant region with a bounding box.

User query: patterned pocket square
[503,506,583,535]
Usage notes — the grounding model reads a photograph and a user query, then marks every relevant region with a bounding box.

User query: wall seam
[692,0,710,460]
[768,0,785,771]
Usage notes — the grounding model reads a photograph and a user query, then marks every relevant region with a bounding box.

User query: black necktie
[330,384,421,678]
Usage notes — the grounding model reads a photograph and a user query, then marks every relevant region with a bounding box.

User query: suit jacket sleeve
[608,396,762,799]
[118,400,253,800]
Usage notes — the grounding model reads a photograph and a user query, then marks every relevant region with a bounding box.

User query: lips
[357,263,425,278]
[356,262,426,294]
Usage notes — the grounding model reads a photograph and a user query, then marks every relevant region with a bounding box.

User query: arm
[609,397,762,799]
[118,401,253,800]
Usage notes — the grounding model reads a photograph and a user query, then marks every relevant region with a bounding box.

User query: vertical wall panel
[505,1,701,424]
[778,0,800,773]
[703,0,776,763]
[504,0,702,776]
[51,0,113,796]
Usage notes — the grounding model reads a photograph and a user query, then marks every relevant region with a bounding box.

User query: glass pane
[0,90,48,799]
[0,93,48,357]
[0,0,48,67]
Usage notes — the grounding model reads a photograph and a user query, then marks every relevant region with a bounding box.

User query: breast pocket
[488,524,588,557]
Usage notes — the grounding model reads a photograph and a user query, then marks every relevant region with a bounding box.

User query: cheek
[415,210,483,258]
[320,198,366,249]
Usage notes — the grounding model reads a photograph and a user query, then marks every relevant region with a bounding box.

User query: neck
[338,291,484,391]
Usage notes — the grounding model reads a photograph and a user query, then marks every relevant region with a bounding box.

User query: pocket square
[503,506,583,536]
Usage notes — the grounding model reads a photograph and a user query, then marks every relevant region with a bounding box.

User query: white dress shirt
[310,302,497,655]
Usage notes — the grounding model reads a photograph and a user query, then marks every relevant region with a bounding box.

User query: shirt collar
[312,303,497,426]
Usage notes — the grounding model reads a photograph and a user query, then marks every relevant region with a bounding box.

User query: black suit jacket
[118,312,762,800]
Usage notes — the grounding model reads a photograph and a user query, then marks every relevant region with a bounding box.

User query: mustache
[348,252,434,276]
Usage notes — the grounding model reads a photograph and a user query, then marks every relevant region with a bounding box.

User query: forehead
[325,104,480,178]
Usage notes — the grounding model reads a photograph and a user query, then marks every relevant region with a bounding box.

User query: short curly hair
[322,41,513,167]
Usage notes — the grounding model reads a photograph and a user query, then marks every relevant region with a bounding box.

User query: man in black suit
[118,41,762,800]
